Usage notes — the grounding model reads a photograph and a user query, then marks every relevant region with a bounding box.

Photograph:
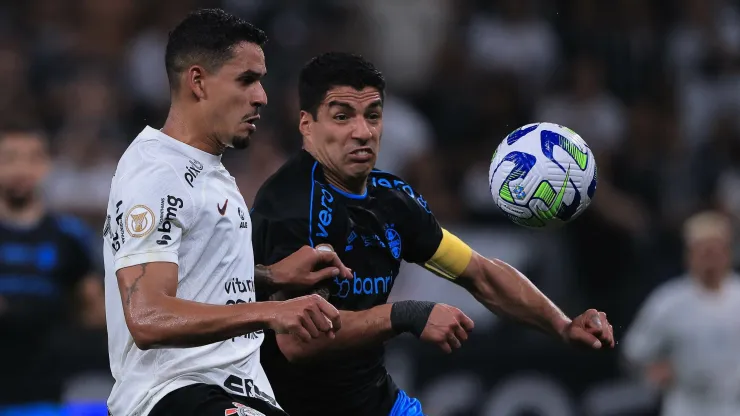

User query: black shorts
[149,383,288,416]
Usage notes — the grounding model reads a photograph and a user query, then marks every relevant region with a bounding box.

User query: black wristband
[390,300,436,338]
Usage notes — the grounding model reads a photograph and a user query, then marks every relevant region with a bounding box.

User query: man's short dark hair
[165,8,268,90]
[299,52,386,119]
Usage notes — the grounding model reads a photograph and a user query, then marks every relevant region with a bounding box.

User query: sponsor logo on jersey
[156,195,183,245]
[333,272,394,298]
[224,402,266,416]
[105,200,125,253]
[218,199,228,216]
[224,277,256,294]
[345,230,357,251]
[184,159,203,188]
[361,233,386,249]
[384,224,402,259]
[103,215,111,238]
[315,186,334,238]
[223,376,278,408]
[237,206,248,228]
[116,201,126,245]
[125,205,155,238]
[370,175,432,213]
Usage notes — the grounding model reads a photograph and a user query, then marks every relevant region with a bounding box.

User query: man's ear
[186,65,207,100]
[299,110,314,143]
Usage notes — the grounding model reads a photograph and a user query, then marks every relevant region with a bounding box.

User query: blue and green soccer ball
[488,122,597,228]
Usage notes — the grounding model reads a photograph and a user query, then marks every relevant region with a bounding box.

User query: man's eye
[334,114,348,121]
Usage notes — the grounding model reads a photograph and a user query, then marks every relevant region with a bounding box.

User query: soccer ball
[488,122,597,228]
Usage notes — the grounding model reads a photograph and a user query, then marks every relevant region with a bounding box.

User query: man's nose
[352,119,373,141]
[251,83,267,108]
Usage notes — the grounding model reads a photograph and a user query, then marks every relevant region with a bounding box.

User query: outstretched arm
[276,304,395,362]
[456,252,571,338]
[276,300,473,361]
[425,229,614,348]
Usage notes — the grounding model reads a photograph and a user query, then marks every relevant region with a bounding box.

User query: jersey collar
[146,126,222,167]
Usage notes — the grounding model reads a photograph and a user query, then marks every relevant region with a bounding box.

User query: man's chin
[350,159,376,175]
[348,163,374,181]
[231,134,251,150]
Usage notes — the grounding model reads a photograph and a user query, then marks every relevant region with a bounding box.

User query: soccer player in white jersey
[103,9,352,416]
[623,211,740,416]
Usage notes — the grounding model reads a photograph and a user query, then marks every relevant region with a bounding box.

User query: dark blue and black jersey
[252,150,443,416]
[0,213,96,404]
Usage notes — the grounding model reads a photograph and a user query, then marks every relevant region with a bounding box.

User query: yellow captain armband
[423,229,473,280]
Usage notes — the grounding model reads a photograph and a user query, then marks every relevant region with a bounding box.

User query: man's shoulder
[368,169,419,197]
[252,151,317,219]
[368,169,432,213]
[114,138,198,193]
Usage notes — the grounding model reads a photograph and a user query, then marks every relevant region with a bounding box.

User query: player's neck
[162,109,225,156]
[323,170,367,196]
[304,146,368,195]
[0,196,45,227]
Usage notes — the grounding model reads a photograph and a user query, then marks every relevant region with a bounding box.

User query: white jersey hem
[115,252,179,271]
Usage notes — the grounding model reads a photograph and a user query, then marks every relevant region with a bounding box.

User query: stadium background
[2,0,740,415]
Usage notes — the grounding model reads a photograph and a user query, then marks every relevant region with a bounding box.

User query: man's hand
[420,304,475,353]
[269,294,342,342]
[267,246,352,289]
[560,309,615,349]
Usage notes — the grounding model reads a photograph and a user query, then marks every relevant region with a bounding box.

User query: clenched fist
[420,304,475,353]
[269,294,342,342]
[561,308,615,349]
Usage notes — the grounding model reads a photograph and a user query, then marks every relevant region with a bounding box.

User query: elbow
[458,255,496,296]
[128,321,160,350]
[133,335,155,351]
[125,308,166,350]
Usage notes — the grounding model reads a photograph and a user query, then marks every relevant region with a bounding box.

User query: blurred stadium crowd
[2,0,740,415]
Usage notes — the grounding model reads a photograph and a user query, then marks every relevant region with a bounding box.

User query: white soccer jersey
[623,275,740,416]
[103,126,276,416]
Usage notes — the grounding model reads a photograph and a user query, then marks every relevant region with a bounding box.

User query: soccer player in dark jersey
[251,52,616,416]
[0,125,106,410]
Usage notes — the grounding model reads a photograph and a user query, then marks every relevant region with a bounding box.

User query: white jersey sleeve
[104,162,197,272]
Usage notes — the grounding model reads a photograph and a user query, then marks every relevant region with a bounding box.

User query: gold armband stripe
[423,229,473,280]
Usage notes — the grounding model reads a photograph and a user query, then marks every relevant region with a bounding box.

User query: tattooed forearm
[125,264,147,307]
[254,264,275,287]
